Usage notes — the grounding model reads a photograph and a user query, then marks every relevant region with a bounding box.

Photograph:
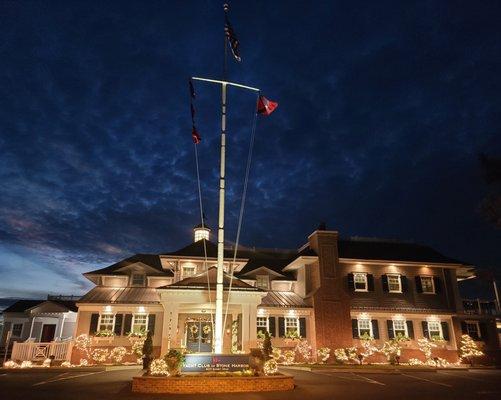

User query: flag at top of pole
[224,4,241,62]
[257,95,278,115]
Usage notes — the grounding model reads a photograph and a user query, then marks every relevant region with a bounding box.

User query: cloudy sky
[0,0,500,299]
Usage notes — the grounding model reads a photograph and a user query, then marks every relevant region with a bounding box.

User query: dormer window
[131,274,146,286]
[256,275,270,290]
[182,264,196,279]
[387,274,402,293]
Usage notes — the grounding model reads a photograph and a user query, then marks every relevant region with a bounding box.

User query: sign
[182,354,251,372]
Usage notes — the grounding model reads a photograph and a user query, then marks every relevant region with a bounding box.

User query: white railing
[11,340,74,362]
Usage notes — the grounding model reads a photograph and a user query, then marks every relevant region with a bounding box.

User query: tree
[142,331,153,370]
[262,330,273,360]
[459,334,484,366]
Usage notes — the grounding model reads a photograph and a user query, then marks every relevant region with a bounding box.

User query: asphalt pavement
[0,367,500,399]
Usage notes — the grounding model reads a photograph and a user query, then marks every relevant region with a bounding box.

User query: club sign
[182,354,251,372]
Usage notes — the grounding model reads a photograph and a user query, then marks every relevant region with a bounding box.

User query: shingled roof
[84,254,173,277]
[2,299,78,313]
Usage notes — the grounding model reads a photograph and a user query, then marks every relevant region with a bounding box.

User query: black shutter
[371,320,379,339]
[147,314,156,336]
[278,317,285,338]
[382,275,389,292]
[422,321,429,339]
[347,273,355,291]
[352,319,359,339]
[401,276,408,293]
[114,314,123,336]
[367,274,375,291]
[124,314,133,335]
[433,276,441,294]
[386,320,394,339]
[441,322,450,341]
[299,318,307,338]
[461,321,467,333]
[415,276,423,293]
[406,321,414,339]
[89,313,99,334]
[268,317,276,337]
[479,322,489,341]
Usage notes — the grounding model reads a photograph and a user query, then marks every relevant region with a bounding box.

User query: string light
[149,359,170,376]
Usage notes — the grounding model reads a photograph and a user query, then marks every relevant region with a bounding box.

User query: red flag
[192,127,201,144]
[257,95,278,115]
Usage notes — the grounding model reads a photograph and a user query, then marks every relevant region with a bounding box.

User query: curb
[0,365,142,374]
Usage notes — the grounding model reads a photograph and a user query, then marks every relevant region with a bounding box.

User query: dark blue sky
[1,0,500,299]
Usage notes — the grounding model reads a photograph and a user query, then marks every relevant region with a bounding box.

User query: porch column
[160,302,179,356]
[58,314,66,339]
[29,316,36,339]
[241,304,250,351]
[249,303,257,343]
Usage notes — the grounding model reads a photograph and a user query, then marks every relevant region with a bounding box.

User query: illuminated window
[357,319,372,337]
[465,322,480,340]
[257,316,269,336]
[98,314,115,332]
[182,265,196,279]
[256,275,270,290]
[132,314,148,334]
[427,321,442,340]
[11,323,23,337]
[194,229,209,242]
[393,319,407,338]
[354,273,368,291]
[387,274,402,293]
[420,276,435,294]
[285,317,299,337]
[131,274,145,286]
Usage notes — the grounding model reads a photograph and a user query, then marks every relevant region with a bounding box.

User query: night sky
[1,1,500,299]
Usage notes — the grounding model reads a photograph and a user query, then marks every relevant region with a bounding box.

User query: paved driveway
[1,367,500,399]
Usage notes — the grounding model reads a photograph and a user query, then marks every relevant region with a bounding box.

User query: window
[427,321,443,340]
[132,314,148,334]
[182,265,196,279]
[256,275,270,290]
[465,322,480,340]
[11,323,23,337]
[357,319,372,338]
[420,276,435,294]
[387,274,402,293]
[285,317,299,337]
[393,319,407,338]
[131,274,145,286]
[98,314,115,332]
[257,316,269,337]
[354,273,368,291]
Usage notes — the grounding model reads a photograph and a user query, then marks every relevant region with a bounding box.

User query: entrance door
[40,324,56,342]
[186,320,213,353]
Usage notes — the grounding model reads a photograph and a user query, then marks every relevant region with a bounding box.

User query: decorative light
[459,334,484,364]
[138,306,146,313]
[104,305,112,312]
[42,358,51,368]
[20,361,33,369]
[316,347,331,363]
[3,360,19,369]
[263,359,278,375]
[61,361,73,368]
[110,347,127,363]
[149,358,170,376]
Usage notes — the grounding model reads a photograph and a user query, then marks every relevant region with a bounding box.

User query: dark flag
[224,5,241,62]
[257,95,278,116]
[191,104,196,123]
[189,79,195,98]
[192,127,201,144]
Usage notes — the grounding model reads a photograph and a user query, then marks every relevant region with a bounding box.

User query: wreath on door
[189,324,199,338]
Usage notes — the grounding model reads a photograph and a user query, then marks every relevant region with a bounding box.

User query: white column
[58,314,66,339]
[241,304,250,351]
[249,304,257,343]
[161,302,179,356]
[29,316,36,339]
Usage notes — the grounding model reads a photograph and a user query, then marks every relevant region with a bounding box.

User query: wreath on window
[203,325,212,335]
[189,324,199,338]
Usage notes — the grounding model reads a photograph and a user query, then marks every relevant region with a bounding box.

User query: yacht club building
[72,225,500,363]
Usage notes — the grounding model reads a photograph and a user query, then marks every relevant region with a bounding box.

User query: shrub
[262,331,273,360]
[163,349,185,376]
[142,331,154,370]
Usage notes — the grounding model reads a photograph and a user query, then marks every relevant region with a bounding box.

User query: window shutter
[433,276,441,294]
[386,320,394,339]
[89,313,99,335]
[371,320,379,339]
[124,314,133,335]
[147,314,156,336]
[367,274,375,291]
[415,276,423,293]
[382,275,389,292]
[422,321,429,339]
[479,322,489,341]
[406,321,414,339]
[268,317,276,337]
[278,317,285,338]
[460,321,467,334]
[114,314,123,336]
[441,322,450,341]
[401,276,408,292]
[299,318,307,338]
[351,319,359,339]
[347,273,355,291]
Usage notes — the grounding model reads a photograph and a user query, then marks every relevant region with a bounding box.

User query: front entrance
[40,324,56,342]
[185,318,213,353]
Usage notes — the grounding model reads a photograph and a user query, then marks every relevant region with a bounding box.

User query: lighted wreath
[203,325,211,335]
[190,324,199,337]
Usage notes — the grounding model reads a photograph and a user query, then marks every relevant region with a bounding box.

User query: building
[1,296,78,346]
[72,225,500,363]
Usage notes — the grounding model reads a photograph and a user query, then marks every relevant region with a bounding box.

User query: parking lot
[0,367,500,399]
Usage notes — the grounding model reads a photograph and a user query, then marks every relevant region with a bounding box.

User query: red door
[41,324,56,342]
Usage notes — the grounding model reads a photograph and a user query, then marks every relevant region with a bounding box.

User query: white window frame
[256,275,270,290]
[132,313,149,334]
[465,321,481,339]
[387,274,402,293]
[11,323,23,337]
[131,273,146,286]
[285,317,300,337]
[392,319,408,338]
[357,318,373,338]
[181,265,196,279]
[257,316,269,335]
[354,273,368,292]
[98,313,115,332]
[420,276,435,294]
[427,320,443,340]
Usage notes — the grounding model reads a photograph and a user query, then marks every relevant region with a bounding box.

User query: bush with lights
[263,358,279,375]
[316,347,331,363]
[294,340,313,363]
[4,360,19,369]
[149,358,169,376]
[459,334,484,366]
[110,346,127,364]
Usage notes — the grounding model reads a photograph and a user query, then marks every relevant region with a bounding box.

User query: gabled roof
[162,239,247,260]
[2,299,78,313]
[84,254,173,277]
[259,291,310,308]
[79,287,160,304]
[160,267,261,291]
